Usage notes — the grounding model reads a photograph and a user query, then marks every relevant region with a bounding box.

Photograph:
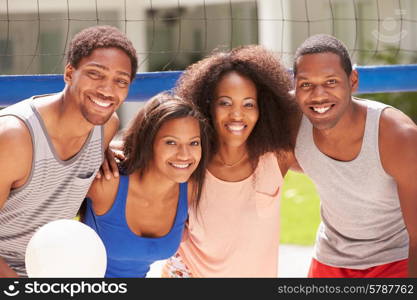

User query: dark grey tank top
[295,99,408,269]
[0,95,104,276]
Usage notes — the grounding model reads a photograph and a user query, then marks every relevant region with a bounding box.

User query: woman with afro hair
[162,45,300,277]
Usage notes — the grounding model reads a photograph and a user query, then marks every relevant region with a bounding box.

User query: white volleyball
[25,219,107,277]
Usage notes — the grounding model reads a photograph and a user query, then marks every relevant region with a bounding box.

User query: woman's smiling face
[212,71,259,148]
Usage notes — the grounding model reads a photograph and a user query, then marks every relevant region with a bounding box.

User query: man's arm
[380,108,417,278]
[289,156,304,173]
[85,113,121,215]
[0,116,33,277]
[277,150,304,178]
[288,106,304,173]
[97,112,121,180]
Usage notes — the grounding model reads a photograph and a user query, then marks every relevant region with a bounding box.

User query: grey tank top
[295,99,408,269]
[0,96,104,276]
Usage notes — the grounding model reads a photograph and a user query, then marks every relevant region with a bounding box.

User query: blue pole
[1,65,417,106]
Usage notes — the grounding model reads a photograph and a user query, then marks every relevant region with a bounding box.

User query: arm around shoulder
[86,175,119,216]
[103,112,120,148]
[99,113,121,180]
[287,110,304,174]
[276,150,304,176]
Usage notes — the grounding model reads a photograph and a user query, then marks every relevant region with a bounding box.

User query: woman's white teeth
[91,98,111,108]
[313,106,331,114]
[227,124,245,131]
[171,163,190,169]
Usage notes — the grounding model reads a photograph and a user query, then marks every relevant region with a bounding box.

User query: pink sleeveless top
[178,152,282,277]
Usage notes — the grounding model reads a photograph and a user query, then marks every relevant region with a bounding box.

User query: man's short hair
[67,25,138,80]
[293,34,352,77]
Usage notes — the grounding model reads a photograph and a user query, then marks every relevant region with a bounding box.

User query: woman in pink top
[163,45,299,277]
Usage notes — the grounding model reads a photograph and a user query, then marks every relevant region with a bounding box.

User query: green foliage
[358,44,417,122]
[359,91,417,123]
[280,171,321,246]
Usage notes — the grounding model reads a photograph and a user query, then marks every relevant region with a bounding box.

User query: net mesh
[0,0,416,75]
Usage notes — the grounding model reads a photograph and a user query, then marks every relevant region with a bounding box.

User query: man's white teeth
[91,98,111,108]
[227,124,245,131]
[171,163,191,169]
[312,106,331,114]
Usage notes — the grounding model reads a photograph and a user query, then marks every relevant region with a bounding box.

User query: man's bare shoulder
[0,116,33,201]
[103,112,120,146]
[0,116,33,150]
[380,107,417,144]
[379,107,417,173]
[104,113,120,132]
[87,175,119,215]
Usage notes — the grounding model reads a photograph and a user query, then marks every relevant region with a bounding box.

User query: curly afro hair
[67,25,138,80]
[175,45,298,165]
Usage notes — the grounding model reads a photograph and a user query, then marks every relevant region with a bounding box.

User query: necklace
[218,152,247,168]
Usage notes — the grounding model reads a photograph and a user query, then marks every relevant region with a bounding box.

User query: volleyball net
[1,0,417,122]
[1,0,416,74]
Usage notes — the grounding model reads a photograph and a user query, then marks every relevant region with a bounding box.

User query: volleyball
[25,219,107,278]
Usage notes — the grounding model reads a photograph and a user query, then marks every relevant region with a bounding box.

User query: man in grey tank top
[0,26,138,277]
[292,34,417,277]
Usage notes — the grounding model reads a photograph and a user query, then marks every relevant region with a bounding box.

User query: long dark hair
[175,45,298,166]
[121,92,210,208]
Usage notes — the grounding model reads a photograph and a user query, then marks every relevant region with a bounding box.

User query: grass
[280,171,321,246]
